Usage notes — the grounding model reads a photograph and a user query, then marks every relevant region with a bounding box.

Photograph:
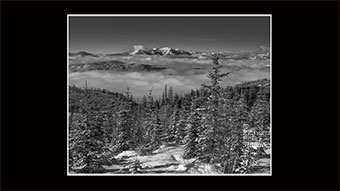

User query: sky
[69,16,270,54]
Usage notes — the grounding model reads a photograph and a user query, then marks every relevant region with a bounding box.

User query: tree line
[69,56,270,174]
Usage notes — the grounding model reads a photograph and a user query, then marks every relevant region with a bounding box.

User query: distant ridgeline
[69,60,167,73]
[69,45,270,60]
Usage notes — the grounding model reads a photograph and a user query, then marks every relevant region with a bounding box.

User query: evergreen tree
[150,113,162,148]
[161,92,165,106]
[125,86,133,101]
[116,103,133,152]
[249,91,270,146]
[164,85,168,104]
[168,86,173,106]
[183,98,202,159]
[198,55,230,163]
[174,93,180,106]
[166,105,180,143]
[142,88,157,147]
[142,95,148,107]
[219,96,251,173]
[69,87,107,173]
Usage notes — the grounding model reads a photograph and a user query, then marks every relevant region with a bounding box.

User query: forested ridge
[69,56,270,174]
[69,60,167,72]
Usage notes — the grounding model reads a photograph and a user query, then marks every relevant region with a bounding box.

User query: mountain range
[130,45,192,56]
[69,45,270,60]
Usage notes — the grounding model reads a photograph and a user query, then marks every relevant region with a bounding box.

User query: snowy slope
[100,144,270,174]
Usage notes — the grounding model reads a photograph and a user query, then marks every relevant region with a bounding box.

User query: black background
[1,0,339,190]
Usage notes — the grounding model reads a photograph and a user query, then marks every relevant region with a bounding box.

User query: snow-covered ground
[99,144,270,174]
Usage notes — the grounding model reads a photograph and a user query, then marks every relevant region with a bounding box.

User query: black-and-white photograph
[67,15,271,175]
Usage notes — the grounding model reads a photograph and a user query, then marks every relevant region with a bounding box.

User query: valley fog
[69,67,269,98]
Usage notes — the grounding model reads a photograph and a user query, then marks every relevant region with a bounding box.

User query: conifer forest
[68,56,271,174]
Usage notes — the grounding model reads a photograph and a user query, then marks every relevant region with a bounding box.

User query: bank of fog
[69,69,269,98]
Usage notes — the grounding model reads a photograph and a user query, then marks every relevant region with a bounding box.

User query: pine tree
[183,98,202,159]
[219,96,251,173]
[249,90,270,147]
[177,94,192,140]
[132,104,144,147]
[125,86,133,101]
[142,95,148,107]
[116,104,133,153]
[174,93,180,106]
[164,85,168,104]
[168,86,173,106]
[198,55,230,163]
[69,87,107,173]
[161,92,165,106]
[150,113,162,148]
[167,105,180,143]
[142,88,158,147]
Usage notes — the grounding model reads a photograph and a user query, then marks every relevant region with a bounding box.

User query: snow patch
[115,150,138,159]
[160,47,171,55]
[102,144,269,174]
[264,149,270,155]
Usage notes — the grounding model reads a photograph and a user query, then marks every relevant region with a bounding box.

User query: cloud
[70,71,207,98]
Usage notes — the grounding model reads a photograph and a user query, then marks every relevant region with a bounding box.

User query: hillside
[69,77,270,174]
[69,85,136,114]
[69,51,99,57]
[69,60,167,72]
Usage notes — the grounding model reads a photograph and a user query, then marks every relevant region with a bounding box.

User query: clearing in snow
[70,144,270,175]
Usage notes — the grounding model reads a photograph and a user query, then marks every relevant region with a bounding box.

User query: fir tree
[116,104,133,152]
[198,55,230,163]
[142,88,157,147]
[166,104,181,143]
[69,87,107,173]
[150,114,162,148]
[164,85,168,104]
[132,105,144,147]
[249,91,270,146]
[168,86,173,106]
[183,98,202,159]
[219,96,251,173]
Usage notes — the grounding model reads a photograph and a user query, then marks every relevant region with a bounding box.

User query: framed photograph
[67,14,272,176]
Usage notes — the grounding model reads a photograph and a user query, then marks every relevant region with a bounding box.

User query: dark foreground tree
[197,55,230,163]
[116,105,134,152]
[69,88,108,173]
[183,98,203,159]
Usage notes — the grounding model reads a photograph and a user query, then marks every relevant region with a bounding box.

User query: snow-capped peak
[160,47,170,50]
[160,47,172,55]
[128,45,192,56]
[131,45,145,54]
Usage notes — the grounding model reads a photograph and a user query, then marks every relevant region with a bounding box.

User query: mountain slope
[69,60,167,72]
